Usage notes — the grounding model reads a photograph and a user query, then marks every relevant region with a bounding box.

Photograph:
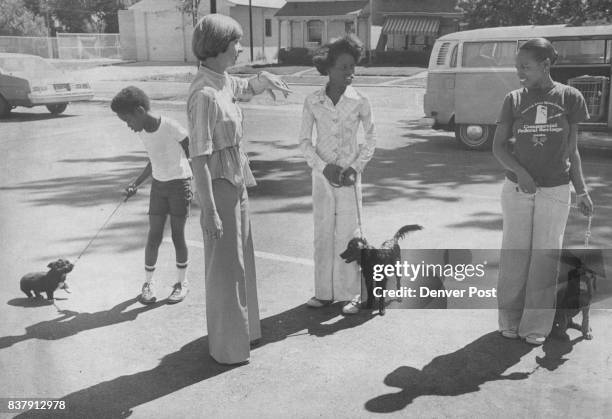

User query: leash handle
[354,183,364,238]
[584,215,592,249]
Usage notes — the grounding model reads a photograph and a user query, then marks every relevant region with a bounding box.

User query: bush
[373,50,431,66]
[278,47,315,65]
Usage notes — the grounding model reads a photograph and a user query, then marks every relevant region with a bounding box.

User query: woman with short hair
[492,37,593,346]
[187,14,291,364]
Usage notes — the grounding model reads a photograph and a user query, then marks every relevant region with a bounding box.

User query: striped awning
[382,16,440,36]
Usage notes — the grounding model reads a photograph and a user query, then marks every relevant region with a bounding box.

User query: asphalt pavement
[0,65,611,418]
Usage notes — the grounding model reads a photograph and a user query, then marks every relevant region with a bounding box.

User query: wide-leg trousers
[312,170,361,302]
[498,179,570,338]
[203,179,261,364]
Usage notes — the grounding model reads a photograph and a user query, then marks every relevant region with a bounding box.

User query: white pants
[498,179,570,338]
[312,170,361,302]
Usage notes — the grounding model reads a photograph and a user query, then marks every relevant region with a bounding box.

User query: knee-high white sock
[145,265,155,284]
[176,261,188,286]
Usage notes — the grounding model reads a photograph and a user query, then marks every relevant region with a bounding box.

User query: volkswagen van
[423,25,612,150]
[0,53,94,117]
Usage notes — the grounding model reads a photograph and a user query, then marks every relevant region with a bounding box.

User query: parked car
[0,53,94,116]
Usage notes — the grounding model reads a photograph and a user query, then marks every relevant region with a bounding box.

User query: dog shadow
[364,332,534,413]
[7,298,56,308]
[535,334,584,371]
[0,297,165,350]
[14,304,374,418]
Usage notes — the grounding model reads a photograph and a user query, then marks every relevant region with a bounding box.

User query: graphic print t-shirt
[497,83,589,187]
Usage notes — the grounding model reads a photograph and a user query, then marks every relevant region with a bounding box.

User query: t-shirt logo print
[532,104,548,147]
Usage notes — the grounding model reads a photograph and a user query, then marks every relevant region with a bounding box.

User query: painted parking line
[164,238,314,266]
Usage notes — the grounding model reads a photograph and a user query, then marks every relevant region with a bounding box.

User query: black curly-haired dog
[340,225,423,315]
[20,259,73,300]
[553,262,597,340]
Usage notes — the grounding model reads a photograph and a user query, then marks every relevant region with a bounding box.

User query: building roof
[275,1,368,17]
[378,0,459,14]
[438,24,612,41]
[227,0,286,8]
[129,0,177,12]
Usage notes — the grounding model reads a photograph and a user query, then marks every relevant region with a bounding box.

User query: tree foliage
[0,0,49,36]
[458,0,612,29]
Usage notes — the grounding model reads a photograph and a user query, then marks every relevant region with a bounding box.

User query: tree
[458,0,612,29]
[0,0,49,36]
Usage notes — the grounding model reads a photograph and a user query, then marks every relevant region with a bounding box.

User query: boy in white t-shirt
[111,86,193,305]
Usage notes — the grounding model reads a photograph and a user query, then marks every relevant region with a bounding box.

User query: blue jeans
[497,179,570,338]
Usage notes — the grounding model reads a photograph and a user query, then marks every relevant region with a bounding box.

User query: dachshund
[340,225,423,315]
[20,259,73,300]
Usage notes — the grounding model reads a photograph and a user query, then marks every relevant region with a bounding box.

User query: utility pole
[249,0,254,61]
[210,0,216,13]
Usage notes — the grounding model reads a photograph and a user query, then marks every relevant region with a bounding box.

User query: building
[274,1,371,52]
[274,0,461,64]
[118,0,285,63]
[373,0,461,53]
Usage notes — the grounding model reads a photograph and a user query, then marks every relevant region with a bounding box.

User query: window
[462,41,517,68]
[307,20,323,44]
[265,19,272,37]
[552,39,608,64]
[345,21,355,34]
[436,42,450,65]
[450,44,458,67]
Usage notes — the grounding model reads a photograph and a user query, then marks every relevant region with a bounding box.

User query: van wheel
[0,95,11,117]
[47,103,68,115]
[455,124,495,150]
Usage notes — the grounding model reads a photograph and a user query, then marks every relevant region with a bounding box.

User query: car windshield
[0,56,64,79]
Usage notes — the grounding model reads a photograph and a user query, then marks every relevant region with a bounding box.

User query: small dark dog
[20,259,73,300]
[553,262,597,340]
[340,225,423,315]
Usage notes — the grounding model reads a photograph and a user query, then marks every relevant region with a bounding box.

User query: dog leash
[536,189,593,248]
[353,183,364,238]
[73,196,129,265]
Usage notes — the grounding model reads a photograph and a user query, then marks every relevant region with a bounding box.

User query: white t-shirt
[138,117,192,181]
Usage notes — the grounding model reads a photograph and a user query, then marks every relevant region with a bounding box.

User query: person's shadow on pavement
[14,303,375,418]
[364,331,535,413]
[0,297,165,350]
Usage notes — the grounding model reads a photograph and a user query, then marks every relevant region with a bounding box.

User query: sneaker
[306,297,332,308]
[342,297,361,315]
[167,283,189,304]
[500,329,519,339]
[140,282,156,304]
[525,335,546,346]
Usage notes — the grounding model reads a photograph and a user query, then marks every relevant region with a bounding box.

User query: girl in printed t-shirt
[492,38,594,346]
[298,35,376,315]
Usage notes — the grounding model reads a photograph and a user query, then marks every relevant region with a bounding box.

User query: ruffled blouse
[187,65,256,187]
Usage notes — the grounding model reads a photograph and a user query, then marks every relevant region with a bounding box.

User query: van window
[553,39,609,64]
[436,42,451,65]
[462,41,517,67]
[450,44,458,67]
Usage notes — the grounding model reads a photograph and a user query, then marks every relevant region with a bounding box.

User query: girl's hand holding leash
[203,209,223,240]
[576,192,593,217]
[341,167,357,186]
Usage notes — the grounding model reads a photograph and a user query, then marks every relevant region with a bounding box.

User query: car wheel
[0,95,11,117]
[455,124,495,150]
[47,103,68,115]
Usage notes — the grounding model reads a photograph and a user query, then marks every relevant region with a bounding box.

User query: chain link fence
[0,34,121,59]
[57,33,121,59]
